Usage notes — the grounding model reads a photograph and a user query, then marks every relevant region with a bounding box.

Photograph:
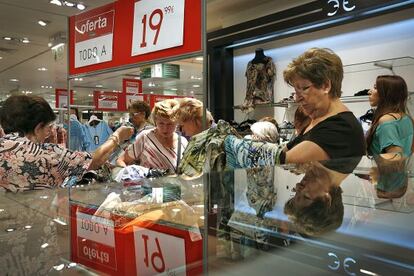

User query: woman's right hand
[114,126,134,142]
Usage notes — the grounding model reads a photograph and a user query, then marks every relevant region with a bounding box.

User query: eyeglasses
[294,84,313,94]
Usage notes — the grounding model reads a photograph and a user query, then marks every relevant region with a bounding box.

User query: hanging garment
[85,121,113,152]
[241,57,276,113]
[67,117,89,151]
[178,120,242,177]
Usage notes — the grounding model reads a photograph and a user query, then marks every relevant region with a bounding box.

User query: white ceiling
[0,0,303,106]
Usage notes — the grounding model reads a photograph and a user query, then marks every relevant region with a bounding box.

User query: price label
[131,0,185,56]
[133,226,186,276]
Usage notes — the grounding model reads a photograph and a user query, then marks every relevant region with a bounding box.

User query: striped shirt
[126,129,188,171]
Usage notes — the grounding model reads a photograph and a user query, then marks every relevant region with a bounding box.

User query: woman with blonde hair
[117,99,188,171]
[176,98,214,137]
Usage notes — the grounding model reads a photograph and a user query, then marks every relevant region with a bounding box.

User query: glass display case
[1,155,413,275]
[205,155,414,275]
[68,175,205,275]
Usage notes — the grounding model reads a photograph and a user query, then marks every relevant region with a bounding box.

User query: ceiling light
[64,1,75,7]
[192,84,200,88]
[95,84,103,88]
[3,37,12,41]
[0,56,3,60]
[21,38,30,44]
[195,57,203,61]
[49,0,62,6]
[88,94,93,97]
[41,85,45,88]
[171,88,178,91]
[190,91,194,94]
[9,78,19,82]
[37,67,48,71]
[150,91,154,94]
[77,3,86,10]
[38,20,48,27]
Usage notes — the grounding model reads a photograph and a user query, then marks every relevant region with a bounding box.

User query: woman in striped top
[117,99,188,172]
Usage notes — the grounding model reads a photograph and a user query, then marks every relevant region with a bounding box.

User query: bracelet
[109,134,120,146]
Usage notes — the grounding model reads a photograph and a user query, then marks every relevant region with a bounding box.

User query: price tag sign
[131,0,185,56]
[74,9,115,68]
[133,226,186,275]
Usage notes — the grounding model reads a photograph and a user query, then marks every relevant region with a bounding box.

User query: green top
[369,115,413,156]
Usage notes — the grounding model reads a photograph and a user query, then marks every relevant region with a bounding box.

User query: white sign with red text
[133,226,186,276]
[131,0,185,56]
[76,212,117,269]
[75,10,115,68]
[76,212,115,246]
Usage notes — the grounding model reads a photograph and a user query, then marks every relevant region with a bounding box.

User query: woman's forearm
[89,134,120,170]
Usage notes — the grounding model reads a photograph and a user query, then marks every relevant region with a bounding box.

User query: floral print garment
[0,134,92,192]
[241,57,276,113]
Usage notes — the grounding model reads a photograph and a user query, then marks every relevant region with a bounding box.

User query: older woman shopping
[225,48,365,169]
[0,95,133,192]
[117,99,188,171]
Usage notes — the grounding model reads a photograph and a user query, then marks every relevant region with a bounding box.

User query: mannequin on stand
[251,48,267,64]
[241,48,276,113]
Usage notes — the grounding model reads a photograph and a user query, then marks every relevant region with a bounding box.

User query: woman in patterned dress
[0,95,133,192]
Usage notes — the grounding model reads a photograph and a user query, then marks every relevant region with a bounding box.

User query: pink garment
[126,129,187,171]
[0,134,92,192]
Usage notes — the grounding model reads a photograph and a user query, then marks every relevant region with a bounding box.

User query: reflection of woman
[282,48,365,163]
[284,160,351,236]
[366,75,413,156]
[117,99,188,171]
[370,153,408,199]
[0,95,133,192]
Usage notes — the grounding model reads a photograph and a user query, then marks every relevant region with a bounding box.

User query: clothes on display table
[287,111,366,159]
[85,120,113,152]
[369,115,414,156]
[126,128,188,172]
[67,116,89,151]
[178,120,241,177]
[0,133,91,192]
[240,53,276,113]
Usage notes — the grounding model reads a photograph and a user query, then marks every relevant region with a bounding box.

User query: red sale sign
[70,204,203,276]
[69,0,201,76]
[74,3,115,68]
[94,91,125,111]
[55,88,74,108]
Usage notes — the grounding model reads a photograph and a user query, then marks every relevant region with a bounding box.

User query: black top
[287,111,366,159]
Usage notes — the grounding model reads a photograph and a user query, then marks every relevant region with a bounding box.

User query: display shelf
[233,101,296,109]
[343,56,414,74]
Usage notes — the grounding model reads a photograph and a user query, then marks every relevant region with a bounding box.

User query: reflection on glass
[371,153,409,199]
[284,161,349,236]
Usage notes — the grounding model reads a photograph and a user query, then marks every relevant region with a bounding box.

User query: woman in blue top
[366,75,413,156]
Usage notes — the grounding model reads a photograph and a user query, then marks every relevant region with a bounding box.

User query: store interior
[0,0,414,275]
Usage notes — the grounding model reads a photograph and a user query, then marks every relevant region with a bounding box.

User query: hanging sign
[122,78,142,95]
[74,3,115,68]
[94,91,122,111]
[69,0,201,76]
[55,88,74,108]
[131,0,185,56]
